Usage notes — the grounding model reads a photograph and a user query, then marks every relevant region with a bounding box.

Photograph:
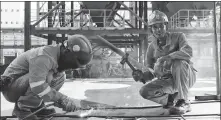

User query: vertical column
[24,1,31,51]
[135,1,138,28]
[48,1,53,45]
[36,2,40,27]
[212,2,220,95]
[0,1,3,64]
[143,1,148,66]
[71,1,74,27]
[61,2,65,42]
[133,44,139,61]
[130,2,135,27]
[138,2,143,64]
[219,1,221,95]
[138,2,143,29]
[80,5,83,27]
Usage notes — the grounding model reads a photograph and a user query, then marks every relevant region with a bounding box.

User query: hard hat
[148,10,168,26]
[64,34,93,67]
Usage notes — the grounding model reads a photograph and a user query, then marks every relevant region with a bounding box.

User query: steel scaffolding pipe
[33,2,65,27]
[48,1,53,45]
[0,1,2,64]
[118,1,148,26]
[213,2,220,95]
[219,1,221,95]
[24,1,31,51]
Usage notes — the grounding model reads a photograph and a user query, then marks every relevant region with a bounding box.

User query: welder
[132,10,196,115]
[0,34,93,119]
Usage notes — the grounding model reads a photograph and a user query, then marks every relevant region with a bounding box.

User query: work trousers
[2,71,65,109]
[139,60,196,105]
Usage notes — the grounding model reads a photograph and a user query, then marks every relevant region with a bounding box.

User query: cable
[21,103,54,120]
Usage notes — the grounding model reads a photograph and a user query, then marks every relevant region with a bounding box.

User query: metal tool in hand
[21,103,55,120]
[120,53,146,84]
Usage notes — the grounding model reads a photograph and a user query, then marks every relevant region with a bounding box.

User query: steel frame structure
[1,1,220,95]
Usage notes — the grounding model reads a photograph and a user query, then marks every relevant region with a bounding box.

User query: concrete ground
[1,77,220,119]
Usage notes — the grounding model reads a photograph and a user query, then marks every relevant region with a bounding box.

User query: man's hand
[157,55,171,63]
[132,69,155,83]
[132,70,144,82]
[55,96,80,112]
[154,56,173,78]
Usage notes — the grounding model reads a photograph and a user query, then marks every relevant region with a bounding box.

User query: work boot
[163,92,178,109]
[31,103,56,116]
[12,103,39,120]
[169,99,191,115]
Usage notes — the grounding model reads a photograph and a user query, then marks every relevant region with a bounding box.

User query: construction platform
[1,78,220,120]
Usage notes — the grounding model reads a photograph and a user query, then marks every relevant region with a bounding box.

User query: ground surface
[1,77,220,120]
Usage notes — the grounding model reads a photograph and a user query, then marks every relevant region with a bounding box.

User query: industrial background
[0,1,220,78]
[0,1,221,119]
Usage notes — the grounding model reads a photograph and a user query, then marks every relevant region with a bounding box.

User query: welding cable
[31,113,220,119]
[3,100,220,119]
[21,103,55,120]
[79,100,221,110]
[38,111,69,120]
[179,114,186,120]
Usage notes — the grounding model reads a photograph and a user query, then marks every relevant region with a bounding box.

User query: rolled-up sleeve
[145,43,155,69]
[169,33,193,61]
[29,56,61,102]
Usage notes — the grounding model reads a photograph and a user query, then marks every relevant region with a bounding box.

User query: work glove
[154,56,173,79]
[132,69,155,83]
[132,69,144,82]
[55,95,81,112]
[157,55,171,63]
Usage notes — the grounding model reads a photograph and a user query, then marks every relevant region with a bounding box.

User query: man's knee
[139,84,162,99]
[3,75,29,102]
[172,60,188,70]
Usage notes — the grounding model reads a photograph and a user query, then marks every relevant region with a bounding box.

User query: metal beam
[4,27,220,35]
[0,28,24,33]
[102,35,139,39]
[219,0,221,95]
[24,2,31,51]
[138,2,143,64]
[31,28,148,35]
[139,1,143,29]
[116,13,134,28]
[33,34,48,39]
[31,27,221,35]
[143,1,148,66]
[213,2,220,95]
[0,45,45,49]
[0,1,2,64]
[144,1,148,29]
[107,41,136,44]
[64,11,83,27]
[114,13,137,40]
[33,2,64,27]
[118,2,148,26]
[135,1,138,28]
[36,2,40,27]
[31,35,139,42]
[48,1,53,45]
[71,1,74,27]
[61,2,66,43]
[119,7,152,11]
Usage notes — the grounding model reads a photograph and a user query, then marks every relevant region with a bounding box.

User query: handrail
[169,9,217,29]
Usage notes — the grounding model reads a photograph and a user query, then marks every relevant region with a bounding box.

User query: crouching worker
[132,10,196,115]
[0,34,93,119]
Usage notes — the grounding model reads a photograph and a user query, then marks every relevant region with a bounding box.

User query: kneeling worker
[0,34,93,119]
[133,10,196,115]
